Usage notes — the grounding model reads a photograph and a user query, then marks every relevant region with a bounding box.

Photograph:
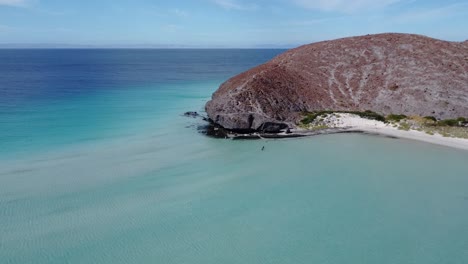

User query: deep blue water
[0,49,281,103]
[1,49,468,264]
[0,49,283,156]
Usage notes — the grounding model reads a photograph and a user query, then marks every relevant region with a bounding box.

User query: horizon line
[0,43,300,49]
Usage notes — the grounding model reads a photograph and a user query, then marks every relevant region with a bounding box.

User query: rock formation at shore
[205,33,468,132]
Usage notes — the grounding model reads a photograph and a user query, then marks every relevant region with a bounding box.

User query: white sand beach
[319,113,468,151]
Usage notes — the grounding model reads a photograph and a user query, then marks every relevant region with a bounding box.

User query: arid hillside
[206,33,468,131]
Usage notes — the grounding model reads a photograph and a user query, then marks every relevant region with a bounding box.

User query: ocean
[1,49,468,264]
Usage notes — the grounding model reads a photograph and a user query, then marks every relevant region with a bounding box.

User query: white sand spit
[321,114,468,151]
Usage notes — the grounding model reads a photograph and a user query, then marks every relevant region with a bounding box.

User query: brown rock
[205,33,468,130]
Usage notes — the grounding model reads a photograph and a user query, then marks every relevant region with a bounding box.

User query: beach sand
[316,113,468,151]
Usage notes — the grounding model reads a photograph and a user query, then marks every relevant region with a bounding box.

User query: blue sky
[0,0,467,47]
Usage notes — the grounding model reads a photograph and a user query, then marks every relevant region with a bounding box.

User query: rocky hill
[205,33,468,132]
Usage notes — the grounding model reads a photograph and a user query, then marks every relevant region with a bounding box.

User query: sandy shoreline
[304,113,468,151]
[210,113,468,151]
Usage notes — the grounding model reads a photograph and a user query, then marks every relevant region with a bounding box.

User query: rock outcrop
[206,33,468,131]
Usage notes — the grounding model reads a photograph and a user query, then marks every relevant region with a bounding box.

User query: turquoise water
[1,50,468,263]
[0,81,215,157]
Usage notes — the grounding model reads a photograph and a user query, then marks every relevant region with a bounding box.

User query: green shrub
[424,116,437,122]
[300,110,386,124]
[434,117,468,127]
[348,110,386,122]
[300,111,334,124]
[398,122,411,131]
[438,119,459,127]
[386,114,407,122]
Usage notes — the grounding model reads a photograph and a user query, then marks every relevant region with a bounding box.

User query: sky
[0,0,467,48]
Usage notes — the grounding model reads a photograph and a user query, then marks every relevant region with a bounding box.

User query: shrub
[301,110,386,124]
[424,116,437,122]
[300,111,333,124]
[398,122,411,131]
[386,114,407,122]
[388,84,399,91]
[438,119,459,127]
[300,115,316,125]
[435,117,468,127]
[349,110,386,122]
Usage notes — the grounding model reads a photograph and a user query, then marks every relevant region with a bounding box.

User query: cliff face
[206,33,468,131]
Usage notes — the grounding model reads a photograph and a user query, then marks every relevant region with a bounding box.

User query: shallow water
[1,50,468,264]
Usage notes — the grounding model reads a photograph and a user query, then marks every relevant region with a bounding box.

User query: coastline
[344,127,468,151]
[210,113,468,151]
[297,113,468,151]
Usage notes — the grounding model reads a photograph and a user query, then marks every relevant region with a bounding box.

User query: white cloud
[293,0,402,13]
[212,0,257,10]
[0,0,31,7]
